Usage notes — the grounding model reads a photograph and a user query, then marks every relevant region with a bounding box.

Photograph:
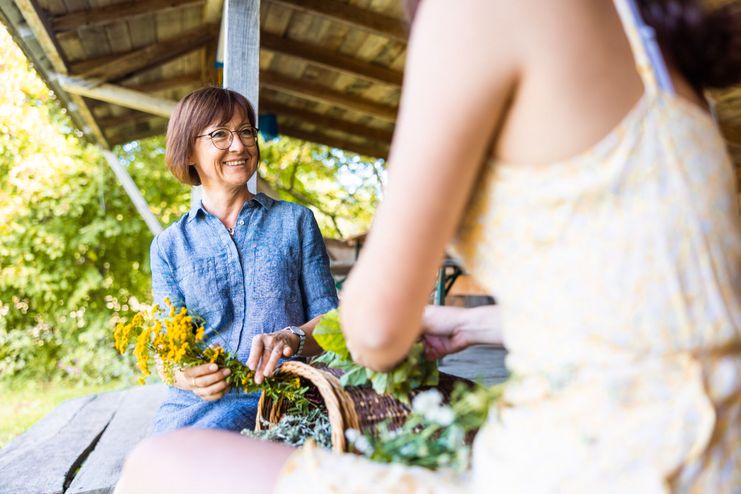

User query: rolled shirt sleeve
[299,209,339,320]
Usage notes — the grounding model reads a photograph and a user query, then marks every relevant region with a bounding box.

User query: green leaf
[312,309,349,358]
[370,372,388,394]
[339,365,369,387]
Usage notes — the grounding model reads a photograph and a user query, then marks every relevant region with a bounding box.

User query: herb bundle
[113,299,308,406]
[346,383,503,472]
[312,309,439,403]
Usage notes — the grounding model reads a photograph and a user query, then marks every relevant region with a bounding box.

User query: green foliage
[312,309,439,403]
[0,24,381,385]
[348,383,504,472]
[259,137,384,239]
[242,407,332,449]
[0,26,188,384]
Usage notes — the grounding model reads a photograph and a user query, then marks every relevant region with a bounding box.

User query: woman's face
[190,111,258,191]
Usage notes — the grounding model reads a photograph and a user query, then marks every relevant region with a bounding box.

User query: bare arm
[341,0,520,371]
[422,305,502,361]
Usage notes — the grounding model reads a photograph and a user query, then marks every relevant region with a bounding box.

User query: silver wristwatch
[285,325,305,356]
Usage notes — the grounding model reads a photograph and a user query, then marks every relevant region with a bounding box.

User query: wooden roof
[0,0,405,159]
[1,0,740,179]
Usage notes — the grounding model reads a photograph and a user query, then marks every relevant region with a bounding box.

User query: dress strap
[612,0,675,95]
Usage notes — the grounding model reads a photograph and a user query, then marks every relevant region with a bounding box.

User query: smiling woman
[149,87,338,434]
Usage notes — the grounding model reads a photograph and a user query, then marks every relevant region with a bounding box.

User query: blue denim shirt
[149,193,338,433]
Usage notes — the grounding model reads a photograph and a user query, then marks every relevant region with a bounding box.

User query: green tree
[0,24,382,384]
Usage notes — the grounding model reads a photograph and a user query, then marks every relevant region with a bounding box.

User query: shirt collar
[186,192,275,222]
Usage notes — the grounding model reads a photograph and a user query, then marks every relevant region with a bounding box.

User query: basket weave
[255,360,471,453]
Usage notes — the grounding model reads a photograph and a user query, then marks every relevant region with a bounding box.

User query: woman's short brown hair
[165,87,260,186]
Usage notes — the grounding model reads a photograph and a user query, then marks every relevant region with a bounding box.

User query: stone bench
[0,346,507,494]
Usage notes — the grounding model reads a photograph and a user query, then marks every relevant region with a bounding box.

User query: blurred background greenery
[0,24,383,446]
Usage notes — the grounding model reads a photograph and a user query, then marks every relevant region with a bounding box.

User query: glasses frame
[196,126,260,150]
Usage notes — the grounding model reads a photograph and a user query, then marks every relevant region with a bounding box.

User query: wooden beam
[106,123,168,147]
[123,72,202,93]
[15,0,109,147]
[51,0,204,32]
[260,31,402,86]
[101,151,163,234]
[57,75,177,117]
[260,100,394,143]
[97,110,160,129]
[203,0,224,23]
[15,0,68,72]
[270,0,408,42]
[223,0,260,194]
[71,24,218,83]
[279,124,388,159]
[720,125,741,147]
[260,71,398,122]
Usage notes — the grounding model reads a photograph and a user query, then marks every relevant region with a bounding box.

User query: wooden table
[0,346,507,494]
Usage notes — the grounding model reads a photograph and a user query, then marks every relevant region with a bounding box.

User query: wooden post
[223,0,260,194]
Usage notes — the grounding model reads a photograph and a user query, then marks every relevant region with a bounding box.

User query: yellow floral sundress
[274,0,741,492]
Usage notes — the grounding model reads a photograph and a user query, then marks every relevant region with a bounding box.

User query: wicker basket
[255,360,471,453]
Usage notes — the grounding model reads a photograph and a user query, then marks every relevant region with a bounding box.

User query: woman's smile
[222,158,249,167]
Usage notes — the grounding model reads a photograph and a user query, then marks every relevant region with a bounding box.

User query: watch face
[291,325,305,336]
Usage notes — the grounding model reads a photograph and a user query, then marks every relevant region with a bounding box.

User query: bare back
[492,0,707,166]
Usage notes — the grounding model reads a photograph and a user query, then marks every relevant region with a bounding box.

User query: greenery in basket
[242,408,332,449]
[346,383,503,472]
[113,299,309,408]
[312,309,439,404]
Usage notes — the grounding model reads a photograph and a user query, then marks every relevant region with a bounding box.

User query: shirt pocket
[253,245,299,302]
[175,255,228,319]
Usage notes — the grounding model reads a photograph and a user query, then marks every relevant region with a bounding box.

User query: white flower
[355,435,372,454]
[345,428,360,443]
[425,405,455,426]
[345,428,373,455]
[412,389,443,415]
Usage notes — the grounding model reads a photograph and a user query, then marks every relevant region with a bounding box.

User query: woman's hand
[173,363,231,401]
[421,305,502,360]
[246,330,299,385]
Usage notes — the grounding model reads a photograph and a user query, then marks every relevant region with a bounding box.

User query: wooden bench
[0,346,507,494]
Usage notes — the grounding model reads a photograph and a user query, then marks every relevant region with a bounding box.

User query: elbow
[342,315,408,372]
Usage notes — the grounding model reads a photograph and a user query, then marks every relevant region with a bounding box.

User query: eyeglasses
[196,126,259,150]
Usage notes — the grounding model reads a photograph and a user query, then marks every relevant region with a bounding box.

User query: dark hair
[165,86,260,186]
[638,0,741,90]
[404,0,741,91]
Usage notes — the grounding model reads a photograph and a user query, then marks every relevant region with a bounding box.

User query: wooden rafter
[261,71,398,122]
[14,0,108,147]
[270,0,408,43]
[279,124,388,159]
[50,0,204,33]
[260,31,403,86]
[107,123,168,147]
[721,125,741,147]
[123,72,202,93]
[97,110,159,129]
[71,24,218,83]
[261,100,394,143]
[58,76,177,117]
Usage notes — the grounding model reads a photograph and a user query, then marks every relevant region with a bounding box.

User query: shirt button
[239,220,245,226]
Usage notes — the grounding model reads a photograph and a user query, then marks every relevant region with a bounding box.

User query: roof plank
[51,0,204,32]
[261,31,402,86]
[261,100,394,143]
[280,124,388,159]
[261,70,398,122]
[270,0,408,42]
[71,23,218,82]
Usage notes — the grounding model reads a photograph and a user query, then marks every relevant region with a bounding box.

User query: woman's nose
[228,132,245,152]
